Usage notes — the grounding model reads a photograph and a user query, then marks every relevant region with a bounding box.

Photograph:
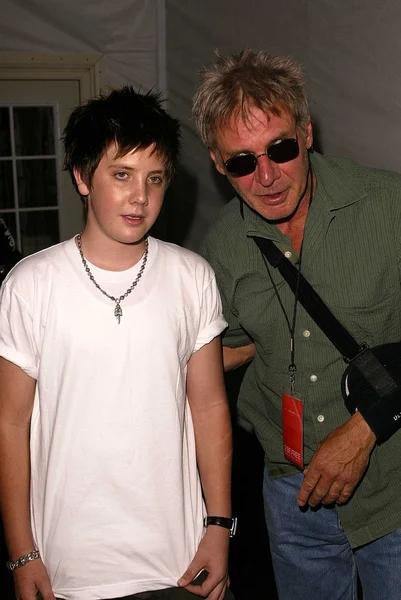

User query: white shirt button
[310,374,318,382]
[303,330,311,338]
[317,414,325,423]
[284,251,292,258]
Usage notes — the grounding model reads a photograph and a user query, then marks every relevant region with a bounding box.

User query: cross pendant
[114,302,123,324]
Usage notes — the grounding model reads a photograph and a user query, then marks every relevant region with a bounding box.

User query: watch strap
[203,516,238,537]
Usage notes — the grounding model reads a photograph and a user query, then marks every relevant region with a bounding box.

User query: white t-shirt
[0,236,227,600]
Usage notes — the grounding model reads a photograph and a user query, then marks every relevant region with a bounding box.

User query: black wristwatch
[203,516,238,538]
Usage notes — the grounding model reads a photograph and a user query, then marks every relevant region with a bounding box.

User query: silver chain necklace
[76,233,149,324]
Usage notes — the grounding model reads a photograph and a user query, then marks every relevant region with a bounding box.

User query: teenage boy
[0,87,234,600]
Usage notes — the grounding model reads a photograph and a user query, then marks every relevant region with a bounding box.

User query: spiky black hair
[63,86,181,196]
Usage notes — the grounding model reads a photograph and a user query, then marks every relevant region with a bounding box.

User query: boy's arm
[178,337,232,600]
[0,358,55,600]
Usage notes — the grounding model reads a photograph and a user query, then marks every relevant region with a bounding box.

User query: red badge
[282,388,304,468]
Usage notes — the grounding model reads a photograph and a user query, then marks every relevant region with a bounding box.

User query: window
[0,103,61,255]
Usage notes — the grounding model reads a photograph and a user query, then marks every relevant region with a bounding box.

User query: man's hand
[177,526,230,599]
[297,411,377,508]
[13,558,55,600]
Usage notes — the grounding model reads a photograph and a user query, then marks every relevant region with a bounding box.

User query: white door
[0,79,85,256]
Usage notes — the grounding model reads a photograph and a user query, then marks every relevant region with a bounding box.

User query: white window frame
[0,100,61,253]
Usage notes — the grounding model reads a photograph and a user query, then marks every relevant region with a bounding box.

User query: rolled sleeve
[193,276,227,352]
[0,282,38,379]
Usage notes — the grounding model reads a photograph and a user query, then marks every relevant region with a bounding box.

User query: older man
[193,49,401,599]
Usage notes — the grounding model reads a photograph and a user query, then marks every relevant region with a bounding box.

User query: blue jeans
[263,470,401,600]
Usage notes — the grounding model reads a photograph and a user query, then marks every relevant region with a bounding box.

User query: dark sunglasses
[224,138,299,178]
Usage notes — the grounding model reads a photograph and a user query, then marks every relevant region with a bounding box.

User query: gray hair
[192,49,310,148]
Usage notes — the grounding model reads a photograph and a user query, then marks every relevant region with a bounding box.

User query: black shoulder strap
[253,236,362,361]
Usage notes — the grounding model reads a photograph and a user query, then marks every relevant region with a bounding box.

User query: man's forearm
[0,423,35,559]
[223,343,256,371]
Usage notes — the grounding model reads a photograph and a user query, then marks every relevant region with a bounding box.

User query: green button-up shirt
[202,152,401,547]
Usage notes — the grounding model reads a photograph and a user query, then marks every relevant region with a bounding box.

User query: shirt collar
[242,151,367,239]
